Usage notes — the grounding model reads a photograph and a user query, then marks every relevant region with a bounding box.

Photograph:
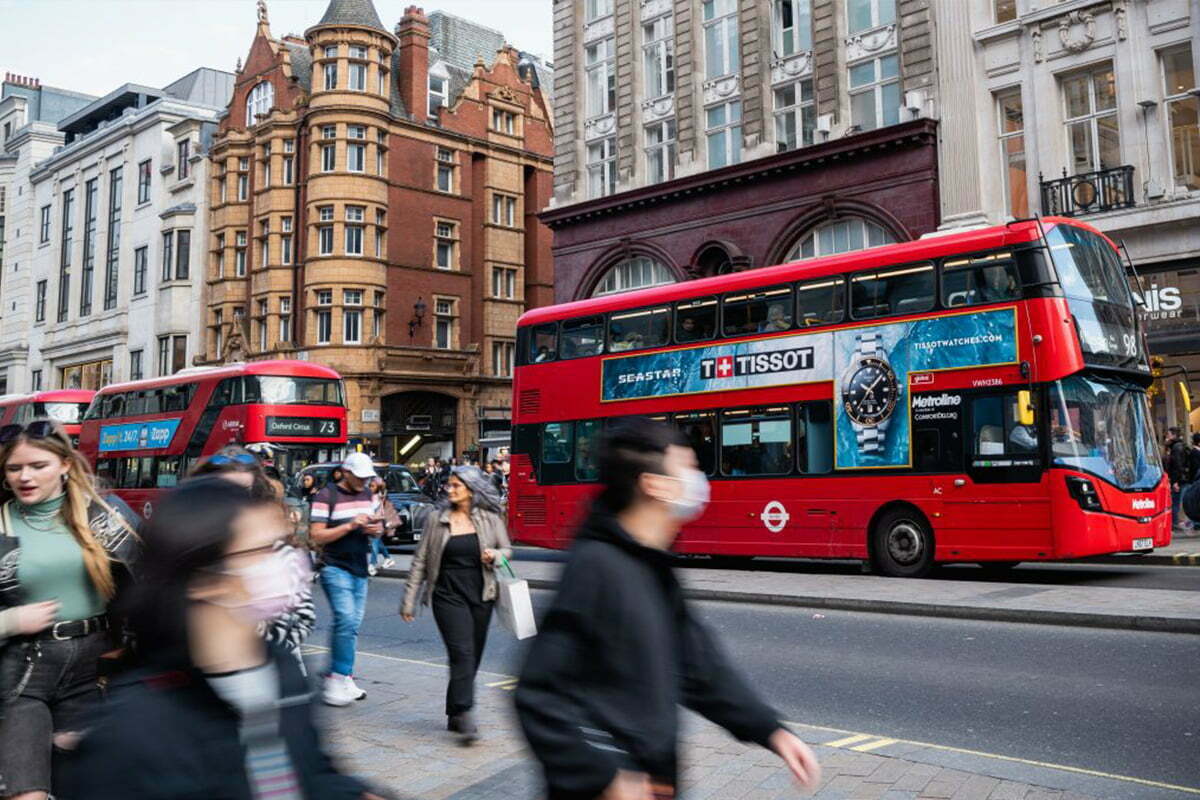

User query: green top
[6,494,104,621]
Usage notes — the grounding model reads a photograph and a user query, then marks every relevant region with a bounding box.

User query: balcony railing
[1039,165,1135,217]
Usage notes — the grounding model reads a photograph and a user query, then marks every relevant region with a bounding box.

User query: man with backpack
[515,418,820,799]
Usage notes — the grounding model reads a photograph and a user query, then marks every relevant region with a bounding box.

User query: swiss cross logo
[716,356,734,378]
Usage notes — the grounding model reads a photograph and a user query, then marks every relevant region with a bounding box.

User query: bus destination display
[265,416,341,438]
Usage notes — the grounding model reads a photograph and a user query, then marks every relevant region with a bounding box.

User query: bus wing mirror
[1017,390,1035,426]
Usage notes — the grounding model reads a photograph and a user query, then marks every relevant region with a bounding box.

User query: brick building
[544,0,942,302]
[207,0,554,464]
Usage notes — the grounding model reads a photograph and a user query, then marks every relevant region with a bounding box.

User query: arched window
[591,256,675,297]
[245,81,275,124]
[786,217,895,260]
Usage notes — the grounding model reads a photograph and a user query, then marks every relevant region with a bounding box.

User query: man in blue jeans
[310,452,383,706]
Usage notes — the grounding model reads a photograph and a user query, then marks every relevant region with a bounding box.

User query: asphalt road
[315,578,1200,792]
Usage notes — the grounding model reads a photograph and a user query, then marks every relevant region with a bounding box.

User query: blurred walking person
[65,478,383,800]
[367,478,397,576]
[401,466,511,743]
[309,453,383,706]
[515,418,821,799]
[0,420,139,800]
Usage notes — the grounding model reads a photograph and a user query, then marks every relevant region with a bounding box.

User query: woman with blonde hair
[0,420,138,800]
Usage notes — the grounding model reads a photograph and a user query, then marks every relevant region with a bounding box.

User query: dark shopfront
[541,120,940,304]
[1135,259,1200,433]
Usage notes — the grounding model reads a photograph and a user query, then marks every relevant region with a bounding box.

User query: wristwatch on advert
[840,331,900,454]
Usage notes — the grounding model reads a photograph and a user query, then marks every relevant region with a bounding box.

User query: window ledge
[158,279,192,289]
[135,200,153,211]
[170,177,195,193]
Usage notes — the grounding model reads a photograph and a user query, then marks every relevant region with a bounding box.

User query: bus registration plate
[1132,538,1153,551]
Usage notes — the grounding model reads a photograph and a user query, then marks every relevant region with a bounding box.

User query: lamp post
[408,297,427,339]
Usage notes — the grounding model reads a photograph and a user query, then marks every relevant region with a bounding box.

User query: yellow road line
[782,719,1200,796]
[486,678,520,690]
[850,738,897,752]
[302,645,516,680]
[824,733,874,748]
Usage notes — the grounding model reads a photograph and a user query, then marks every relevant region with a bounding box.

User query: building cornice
[539,119,938,229]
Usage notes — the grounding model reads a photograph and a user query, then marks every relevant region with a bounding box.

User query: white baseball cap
[342,451,376,479]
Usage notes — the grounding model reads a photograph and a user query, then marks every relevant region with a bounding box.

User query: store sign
[265,416,341,438]
[98,419,181,452]
[1132,270,1200,340]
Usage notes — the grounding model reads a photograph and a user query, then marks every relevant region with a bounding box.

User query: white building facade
[944,0,1199,429]
[0,69,232,393]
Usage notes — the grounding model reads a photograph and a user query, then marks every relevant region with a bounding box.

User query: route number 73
[317,419,338,435]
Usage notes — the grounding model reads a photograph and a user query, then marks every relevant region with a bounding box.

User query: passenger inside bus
[757,304,792,333]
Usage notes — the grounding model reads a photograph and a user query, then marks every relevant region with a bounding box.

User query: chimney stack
[396,6,430,121]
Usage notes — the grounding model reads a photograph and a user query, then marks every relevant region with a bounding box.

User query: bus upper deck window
[721,285,793,337]
[676,297,717,343]
[560,316,605,359]
[530,324,557,363]
[942,252,1020,308]
[796,277,845,326]
[609,306,670,352]
[851,263,934,319]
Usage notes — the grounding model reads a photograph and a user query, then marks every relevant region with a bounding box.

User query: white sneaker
[367,563,378,576]
[322,674,356,707]
[382,557,396,569]
[346,675,367,700]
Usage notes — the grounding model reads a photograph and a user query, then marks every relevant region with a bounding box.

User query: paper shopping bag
[495,557,537,639]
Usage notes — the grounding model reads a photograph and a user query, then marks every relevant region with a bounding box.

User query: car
[291,462,434,548]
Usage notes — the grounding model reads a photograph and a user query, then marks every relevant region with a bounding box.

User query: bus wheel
[871,508,935,578]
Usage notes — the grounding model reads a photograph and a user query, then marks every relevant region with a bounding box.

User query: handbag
[493,555,537,640]
[0,502,40,704]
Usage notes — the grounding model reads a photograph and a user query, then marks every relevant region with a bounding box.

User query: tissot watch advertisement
[834,308,1018,468]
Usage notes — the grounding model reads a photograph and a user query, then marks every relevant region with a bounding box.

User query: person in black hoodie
[64,478,382,800]
[515,418,821,800]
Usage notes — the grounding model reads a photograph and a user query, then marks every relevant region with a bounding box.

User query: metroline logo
[1131,498,1155,511]
[699,347,815,380]
[912,393,961,409]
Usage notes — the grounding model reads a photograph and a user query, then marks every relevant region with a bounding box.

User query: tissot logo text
[1131,498,1155,511]
[912,393,962,409]
[700,347,814,380]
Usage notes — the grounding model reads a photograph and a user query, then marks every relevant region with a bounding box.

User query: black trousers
[431,593,493,715]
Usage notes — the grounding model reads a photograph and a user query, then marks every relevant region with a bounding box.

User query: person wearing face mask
[515,418,821,800]
[0,420,139,800]
[400,465,511,744]
[63,478,383,800]
[308,453,384,707]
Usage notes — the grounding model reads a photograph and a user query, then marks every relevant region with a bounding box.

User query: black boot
[447,714,461,732]
[456,710,479,745]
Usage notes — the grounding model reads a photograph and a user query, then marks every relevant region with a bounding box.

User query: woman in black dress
[400,466,511,743]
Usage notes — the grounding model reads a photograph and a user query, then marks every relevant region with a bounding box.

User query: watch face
[842,357,899,426]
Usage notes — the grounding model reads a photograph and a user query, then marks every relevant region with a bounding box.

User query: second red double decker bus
[509,218,1171,577]
[0,390,96,445]
[78,360,347,517]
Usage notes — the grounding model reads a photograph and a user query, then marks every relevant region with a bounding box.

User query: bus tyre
[871,508,935,578]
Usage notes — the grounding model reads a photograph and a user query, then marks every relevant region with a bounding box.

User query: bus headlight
[1065,476,1103,511]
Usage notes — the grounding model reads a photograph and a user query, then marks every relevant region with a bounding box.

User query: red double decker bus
[78,360,347,517]
[510,218,1171,576]
[0,390,96,445]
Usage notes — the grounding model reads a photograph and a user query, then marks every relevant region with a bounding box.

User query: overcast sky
[2,0,553,98]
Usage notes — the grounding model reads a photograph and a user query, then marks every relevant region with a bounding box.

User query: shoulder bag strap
[0,501,10,538]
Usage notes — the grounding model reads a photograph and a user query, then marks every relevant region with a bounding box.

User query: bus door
[939,390,1050,558]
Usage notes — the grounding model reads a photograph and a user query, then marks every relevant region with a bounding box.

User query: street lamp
[408,297,427,339]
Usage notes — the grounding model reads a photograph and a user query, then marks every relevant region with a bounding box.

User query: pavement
[379,548,1200,634]
[309,644,1161,800]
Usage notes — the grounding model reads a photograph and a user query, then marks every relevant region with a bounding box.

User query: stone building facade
[947,0,1199,430]
[545,0,941,302]
[0,70,231,394]
[207,0,554,464]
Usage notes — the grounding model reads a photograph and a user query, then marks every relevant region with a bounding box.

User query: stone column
[933,0,989,228]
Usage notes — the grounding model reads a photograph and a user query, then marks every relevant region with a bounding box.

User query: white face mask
[209,547,310,623]
[665,468,710,522]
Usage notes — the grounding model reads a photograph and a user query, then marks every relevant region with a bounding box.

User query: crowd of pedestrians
[0,417,820,800]
[1166,427,1200,532]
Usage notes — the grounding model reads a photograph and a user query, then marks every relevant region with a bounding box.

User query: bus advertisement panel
[79,360,347,517]
[508,218,1170,577]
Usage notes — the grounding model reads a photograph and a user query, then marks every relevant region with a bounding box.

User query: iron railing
[1039,165,1135,217]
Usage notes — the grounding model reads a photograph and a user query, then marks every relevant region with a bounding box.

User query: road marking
[301,645,515,680]
[486,678,520,691]
[823,733,874,748]
[850,738,898,752]
[782,719,1200,796]
[1171,553,1200,565]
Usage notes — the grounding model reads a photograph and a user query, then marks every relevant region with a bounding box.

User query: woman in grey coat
[401,465,512,743]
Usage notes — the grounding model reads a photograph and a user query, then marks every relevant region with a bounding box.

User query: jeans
[369,536,389,565]
[319,565,368,677]
[1172,487,1183,527]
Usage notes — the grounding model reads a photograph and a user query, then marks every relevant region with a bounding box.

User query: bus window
[722,285,793,337]
[942,252,1020,308]
[796,401,833,474]
[530,324,557,363]
[542,422,574,464]
[851,263,935,319]
[676,297,717,343]
[575,420,601,481]
[674,411,717,476]
[157,457,182,488]
[243,376,342,405]
[720,407,793,476]
[560,316,605,359]
[608,306,670,352]
[796,278,845,326]
[972,394,1039,457]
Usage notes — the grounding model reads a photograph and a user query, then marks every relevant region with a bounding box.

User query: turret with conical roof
[313,0,387,34]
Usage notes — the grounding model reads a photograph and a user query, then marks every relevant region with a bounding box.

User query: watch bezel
[841,356,900,426]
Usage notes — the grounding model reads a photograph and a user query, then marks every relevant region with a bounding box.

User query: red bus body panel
[509,219,1171,564]
[0,390,96,439]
